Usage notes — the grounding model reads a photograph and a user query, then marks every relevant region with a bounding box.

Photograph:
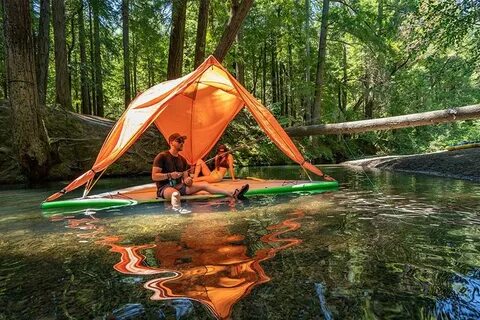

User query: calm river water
[1,165,479,319]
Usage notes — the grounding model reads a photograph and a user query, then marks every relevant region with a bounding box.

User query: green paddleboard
[41,180,339,212]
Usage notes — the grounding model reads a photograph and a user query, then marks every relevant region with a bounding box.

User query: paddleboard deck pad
[41,179,339,211]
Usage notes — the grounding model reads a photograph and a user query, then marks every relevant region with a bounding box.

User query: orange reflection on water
[101,210,304,319]
[57,210,304,319]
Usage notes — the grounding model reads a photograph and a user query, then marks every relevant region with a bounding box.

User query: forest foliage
[2,0,479,162]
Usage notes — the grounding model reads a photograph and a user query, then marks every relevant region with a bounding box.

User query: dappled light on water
[2,166,480,319]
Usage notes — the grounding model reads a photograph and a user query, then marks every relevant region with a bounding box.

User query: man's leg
[163,187,181,208]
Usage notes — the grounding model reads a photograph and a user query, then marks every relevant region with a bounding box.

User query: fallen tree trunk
[286,104,480,137]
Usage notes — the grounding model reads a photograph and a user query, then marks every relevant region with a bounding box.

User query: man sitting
[152,133,249,211]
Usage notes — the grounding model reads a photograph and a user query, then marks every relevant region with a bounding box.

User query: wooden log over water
[286,104,480,137]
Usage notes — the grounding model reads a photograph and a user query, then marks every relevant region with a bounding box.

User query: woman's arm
[228,154,236,180]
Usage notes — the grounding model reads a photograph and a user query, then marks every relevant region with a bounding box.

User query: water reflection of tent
[98,210,304,319]
[46,55,327,203]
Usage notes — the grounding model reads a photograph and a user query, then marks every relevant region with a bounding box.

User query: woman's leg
[193,172,223,183]
[193,159,211,178]
[186,182,233,197]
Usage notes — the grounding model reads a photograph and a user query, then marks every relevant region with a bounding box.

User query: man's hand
[184,176,193,186]
[170,171,182,179]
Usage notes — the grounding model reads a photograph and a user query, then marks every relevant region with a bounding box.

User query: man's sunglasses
[175,138,185,143]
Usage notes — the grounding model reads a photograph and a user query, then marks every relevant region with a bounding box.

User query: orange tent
[46,56,329,202]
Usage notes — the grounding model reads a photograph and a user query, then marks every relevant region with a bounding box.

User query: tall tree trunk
[288,43,294,121]
[230,0,245,84]
[68,14,77,111]
[147,55,153,87]
[88,2,96,115]
[93,3,104,117]
[78,2,90,114]
[132,33,137,96]
[271,40,277,106]
[194,0,209,68]
[167,0,187,80]
[262,41,266,105]
[52,0,72,110]
[280,63,285,117]
[235,29,245,84]
[36,0,50,107]
[2,0,50,180]
[251,51,258,95]
[312,0,330,123]
[304,0,311,123]
[340,42,347,120]
[213,0,253,62]
[122,0,131,108]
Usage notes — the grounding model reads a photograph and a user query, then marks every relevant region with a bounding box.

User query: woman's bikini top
[215,155,229,169]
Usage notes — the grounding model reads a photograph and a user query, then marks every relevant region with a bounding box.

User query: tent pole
[301,165,313,182]
[84,170,107,197]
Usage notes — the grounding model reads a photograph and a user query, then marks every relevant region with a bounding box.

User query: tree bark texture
[286,104,480,136]
[271,40,277,105]
[36,0,50,107]
[132,33,138,96]
[312,0,330,123]
[2,0,50,181]
[88,3,96,114]
[262,41,266,105]
[78,2,90,114]
[194,0,209,68]
[304,0,311,123]
[213,0,254,62]
[52,0,72,110]
[167,0,187,80]
[93,4,104,116]
[122,0,131,108]
[231,0,245,84]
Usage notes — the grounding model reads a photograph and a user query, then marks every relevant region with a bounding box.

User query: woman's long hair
[214,144,228,170]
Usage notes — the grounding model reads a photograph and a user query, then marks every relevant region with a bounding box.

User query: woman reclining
[193,144,236,183]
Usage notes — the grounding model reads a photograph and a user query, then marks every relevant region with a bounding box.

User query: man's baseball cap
[168,133,187,143]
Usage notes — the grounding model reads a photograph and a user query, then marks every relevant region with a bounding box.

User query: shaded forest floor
[342,147,480,182]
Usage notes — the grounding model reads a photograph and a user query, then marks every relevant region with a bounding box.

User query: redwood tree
[78,1,90,114]
[2,0,50,180]
[36,0,50,107]
[194,0,209,68]
[92,1,104,116]
[312,0,330,123]
[122,0,131,108]
[167,0,187,80]
[52,0,73,110]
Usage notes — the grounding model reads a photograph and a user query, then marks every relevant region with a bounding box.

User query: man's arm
[152,166,183,181]
[152,166,168,181]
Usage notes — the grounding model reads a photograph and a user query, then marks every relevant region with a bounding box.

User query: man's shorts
[157,183,187,199]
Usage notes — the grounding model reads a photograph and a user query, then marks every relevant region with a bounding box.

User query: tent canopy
[46,56,328,202]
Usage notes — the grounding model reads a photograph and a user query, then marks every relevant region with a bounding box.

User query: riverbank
[342,147,480,182]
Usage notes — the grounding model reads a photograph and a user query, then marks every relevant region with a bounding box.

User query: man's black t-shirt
[153,151,189,189]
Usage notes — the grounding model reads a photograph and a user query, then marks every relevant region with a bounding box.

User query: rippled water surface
[1,166,480,319]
